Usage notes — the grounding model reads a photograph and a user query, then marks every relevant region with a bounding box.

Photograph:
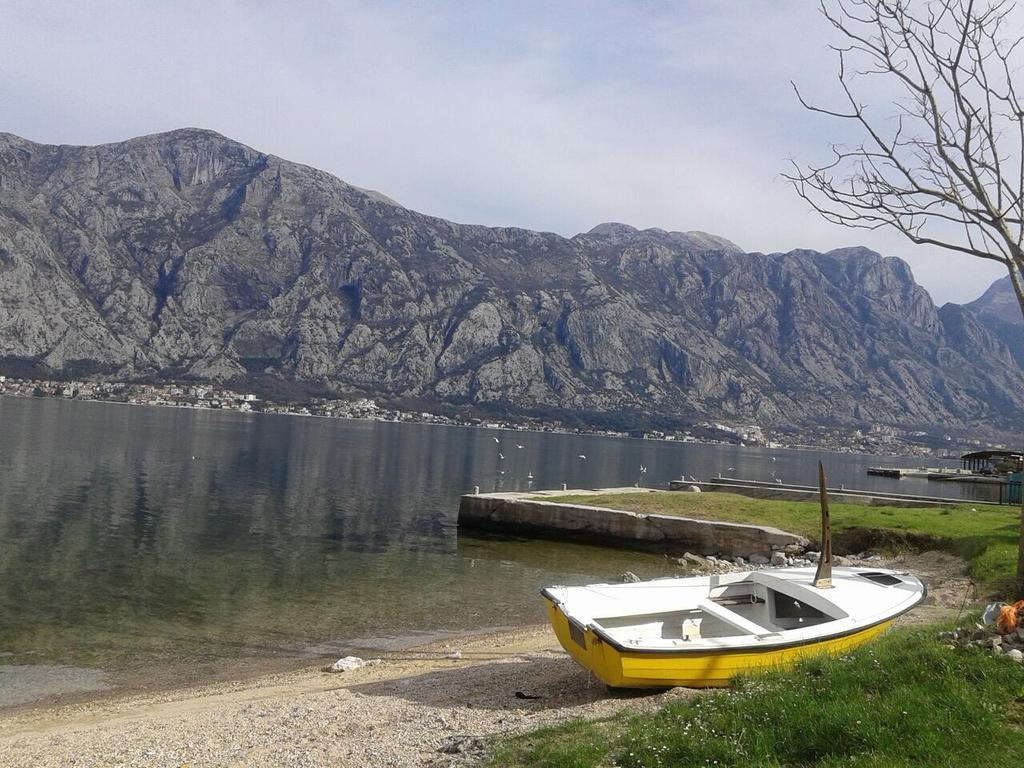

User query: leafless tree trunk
[786,0,1024,596]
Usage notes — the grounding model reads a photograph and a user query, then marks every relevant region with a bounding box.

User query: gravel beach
[0,626,681,767]
[0,552,972,767]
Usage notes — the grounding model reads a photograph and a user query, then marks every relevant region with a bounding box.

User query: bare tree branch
[787,0,1024,598]
[787,0,1024,276]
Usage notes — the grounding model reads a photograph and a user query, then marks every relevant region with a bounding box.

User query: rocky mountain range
[1,128,1022,432]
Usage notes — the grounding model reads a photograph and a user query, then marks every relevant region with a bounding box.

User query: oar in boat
[813,460,834,589]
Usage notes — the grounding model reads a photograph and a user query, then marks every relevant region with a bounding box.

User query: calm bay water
[0,396,975,701]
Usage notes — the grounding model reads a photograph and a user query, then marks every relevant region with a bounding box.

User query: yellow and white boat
[542,566,925,688]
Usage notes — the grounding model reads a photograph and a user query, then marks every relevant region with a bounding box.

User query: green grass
[489,630,1024,768]
[538,492,1021,595]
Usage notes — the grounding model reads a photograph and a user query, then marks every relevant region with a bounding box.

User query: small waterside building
[960,450,1023,474]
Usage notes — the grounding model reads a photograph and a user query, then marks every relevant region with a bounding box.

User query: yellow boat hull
[546,600,894,688]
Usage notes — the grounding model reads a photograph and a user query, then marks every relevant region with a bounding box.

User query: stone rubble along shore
[940,625,1024,663]
[622,548,890,583]
[667,545,832,574]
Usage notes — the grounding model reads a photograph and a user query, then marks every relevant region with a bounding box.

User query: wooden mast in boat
[813,461,834,589]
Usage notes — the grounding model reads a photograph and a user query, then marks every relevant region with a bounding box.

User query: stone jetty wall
[458,489,809,559]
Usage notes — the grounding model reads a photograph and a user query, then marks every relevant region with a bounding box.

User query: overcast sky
[0,0,1011,304]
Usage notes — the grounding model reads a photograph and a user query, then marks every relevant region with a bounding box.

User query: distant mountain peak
[0,127,236,151]
[668,230,742,253]
[823,245,884,261]
[586,222,640,238]
[968,275,1021,325]
[583,222,742,253]
[963,273,1024,368]
[128,127,231,142]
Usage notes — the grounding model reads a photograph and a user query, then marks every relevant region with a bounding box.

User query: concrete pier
[457,488,809,558]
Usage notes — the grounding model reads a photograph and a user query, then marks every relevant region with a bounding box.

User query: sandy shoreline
[0,552,976,767]
[0,625,683,767]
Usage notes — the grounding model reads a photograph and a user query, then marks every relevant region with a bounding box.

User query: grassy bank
[489,629,1024,767]
[539,492,1020,595]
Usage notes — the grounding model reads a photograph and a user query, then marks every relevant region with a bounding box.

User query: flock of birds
[488,434,651,485]
[493,436,526,476]
[488,433,782,487]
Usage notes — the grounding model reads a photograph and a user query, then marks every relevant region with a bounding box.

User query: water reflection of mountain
[0,399,682,669]
[0,397,973,675]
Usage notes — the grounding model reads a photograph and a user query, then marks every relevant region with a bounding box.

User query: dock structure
[866,467,905,478]
[866,466,988,481]
[866,453,1022,499]
[458,488,810,558]
[960,450,1023,473]
[865,466,970,478]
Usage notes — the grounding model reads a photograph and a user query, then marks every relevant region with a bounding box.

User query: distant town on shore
[0,373,1000,460]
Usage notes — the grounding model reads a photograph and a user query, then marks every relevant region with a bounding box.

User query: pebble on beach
[329,656,366,673]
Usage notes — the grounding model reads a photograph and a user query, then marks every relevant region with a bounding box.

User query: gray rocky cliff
[1,128,1022,430]
[965,275,1024,369]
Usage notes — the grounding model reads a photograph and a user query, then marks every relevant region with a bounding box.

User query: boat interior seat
[593,574,845,645]
[597,603,772,643]
[696,598,769,636]
[597,609,744,642]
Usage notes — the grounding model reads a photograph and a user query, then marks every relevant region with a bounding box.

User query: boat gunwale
[541,571,927,656]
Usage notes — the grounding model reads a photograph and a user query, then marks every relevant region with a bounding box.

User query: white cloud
[0,0,1011,303]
